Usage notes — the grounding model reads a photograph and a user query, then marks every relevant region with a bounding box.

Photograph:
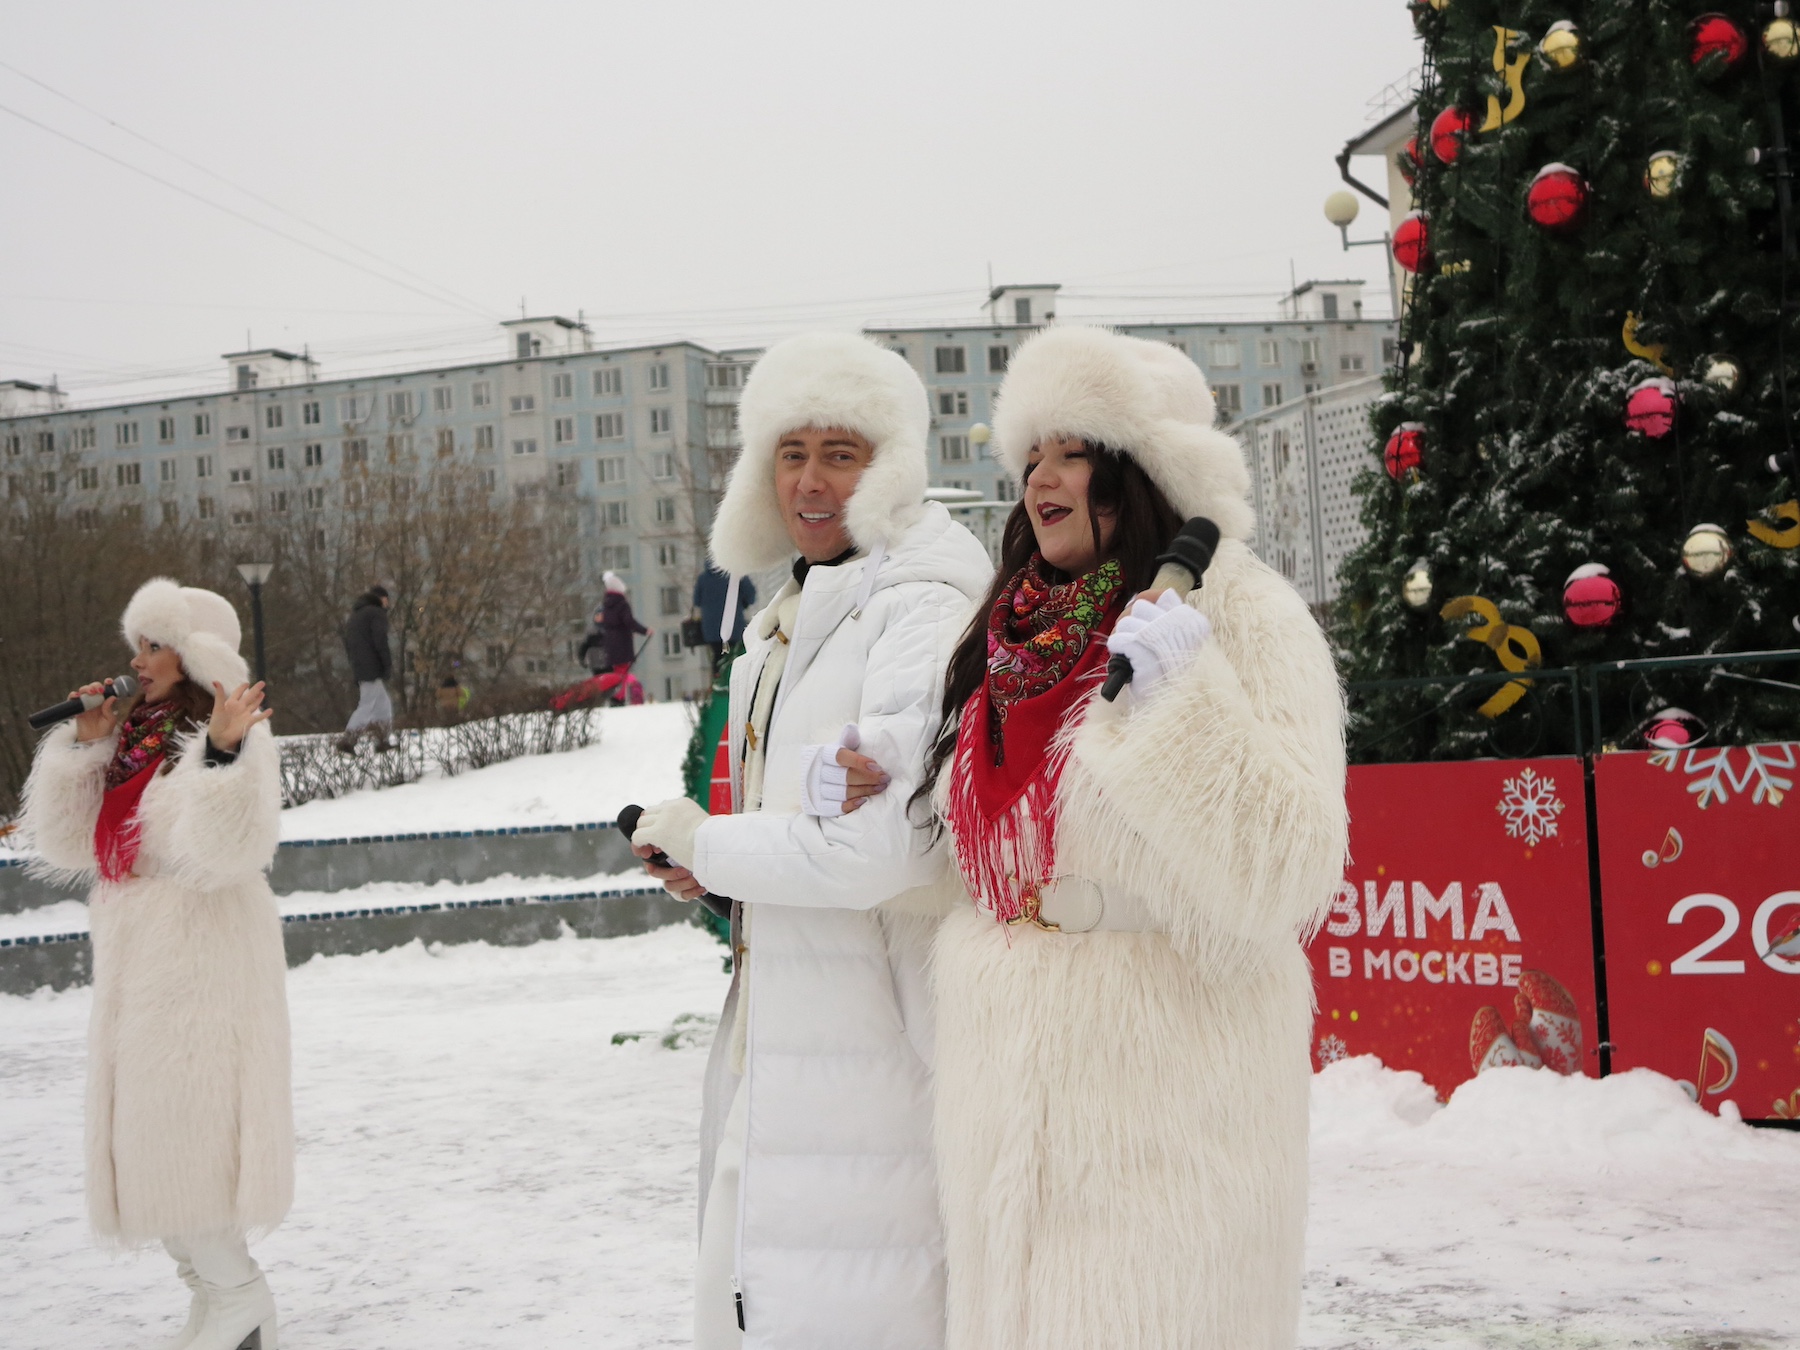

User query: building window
[192,413,212,438]
[1382,338,1398,365]
[302,442,323,467]
[344,481,363,507]
[602,500,629,528]
[266,446,285,470]
[1,434,18,456]
[303,400,321,424]
[474,425,495,452]
[647,362,670,391]
[594,367,622,396]
[988,345,1009,373]
[1167,340,1190,357]
[1013,297,1033,325]
[706,364,743,388]
[338,395,368,422]
[661,631,685,659]
[116,462,141,487]
[1213,383,1243,416]
[935,346,966,374]
[598,456,627,484]
[77,466,100,491]
[228,466,253,484]
[269,490,289,514]
[116,421,140,447]
[231,509,254,526]
[226,425,250,443]
[653,451,676,480]
[1340,352,1367,373]
[659,585,682,615]
[553,461,578,488]
[994,476,1017,501]
[197,496,216,520]
[937,390,969,417]
[705,405,739,448]
[265,405,284,430]
[553,416,576,444]
[510,394,536,414]
[472,381,493,408]
[343,438,368,466]
[385,391,414,420]
[39,471,55,493]
[512,438,538,456]
[657,541,681,567]
[157,417,176,443]
[595,412,626,440]
[161,500,179,526]
[552,372,574,399]
[1300,338,1321,369]
[75,507,101,531]
[1261,383,1283,407]
[654,496,677,524]
[195,454,215,478]
[479,467,496,490]
[940,435,970,462]
[159,458,177,483]
[1207,340,1241,368]
[649,407,673,434]
[304,486,326,511]
[33,431,52,454]
[599,544,631,570]
[426,427,449,457]
[1322,294,1340,320]
[1258,339,1282,367]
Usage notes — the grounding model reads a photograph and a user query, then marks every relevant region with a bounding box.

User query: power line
[0,60,499,319]
[0,100,498,321]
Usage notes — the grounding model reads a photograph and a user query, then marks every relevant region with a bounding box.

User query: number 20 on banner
[1663,891,1800,975]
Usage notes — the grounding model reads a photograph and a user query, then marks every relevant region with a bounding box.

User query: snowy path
[3,929,1796,1349]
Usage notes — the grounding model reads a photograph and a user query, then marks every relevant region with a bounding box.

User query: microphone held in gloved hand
[1100,517,1220,703]
[617,803,733,920]
[28,674,141,730]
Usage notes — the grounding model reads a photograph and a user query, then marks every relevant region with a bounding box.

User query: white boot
[155,1241,207,1350]
[184,1234,279,1350]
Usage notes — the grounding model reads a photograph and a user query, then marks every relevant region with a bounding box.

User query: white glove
[799,724,862,817]
[631,796,710,870]
[1107,591,1212,704]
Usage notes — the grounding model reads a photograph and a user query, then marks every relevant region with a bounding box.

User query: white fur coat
[21,720,292,1245]
[933,540,1347,1350]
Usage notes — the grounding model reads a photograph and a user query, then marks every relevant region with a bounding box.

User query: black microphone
[617,803,733,920]
[28,674,142,730]
[1100,517,1221,703]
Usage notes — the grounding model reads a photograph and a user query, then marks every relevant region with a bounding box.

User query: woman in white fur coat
[918,327,1347,1350]
[20,578,291,1350]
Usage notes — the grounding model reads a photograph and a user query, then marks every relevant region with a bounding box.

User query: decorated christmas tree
[1335,0,1800,761]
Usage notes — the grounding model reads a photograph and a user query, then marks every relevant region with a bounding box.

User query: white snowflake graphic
[1647,743,1796,810]
[1496,767,1565,847]
[1316,1034,1348,1065]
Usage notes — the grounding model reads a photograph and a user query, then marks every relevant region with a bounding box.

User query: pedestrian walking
[691,561,757,671]
[339,584,393,749]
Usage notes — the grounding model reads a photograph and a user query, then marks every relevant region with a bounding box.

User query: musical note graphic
[1640,826,1684,868]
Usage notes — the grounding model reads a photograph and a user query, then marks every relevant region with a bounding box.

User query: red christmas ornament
[1399,135,1420,185]
[1393,211,1432,274]
[1691,13,1749,69]
[1384,423,1425,478]
[1526,163,1588,231]
[1642,707,1706,749]
[1625,376,1679,438]
[1430,106,1476,164]
[1563,563,1621,628]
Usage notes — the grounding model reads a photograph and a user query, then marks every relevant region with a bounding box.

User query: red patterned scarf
[943,555,1126,923]
[95,699,180,883]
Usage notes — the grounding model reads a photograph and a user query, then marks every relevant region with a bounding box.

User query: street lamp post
[1324,190,1399,323]
[235,561,274,687]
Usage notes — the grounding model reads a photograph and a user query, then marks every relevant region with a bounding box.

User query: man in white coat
[630,331,991,1350]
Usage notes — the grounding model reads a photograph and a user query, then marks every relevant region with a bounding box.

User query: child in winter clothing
[20,578,291,1350]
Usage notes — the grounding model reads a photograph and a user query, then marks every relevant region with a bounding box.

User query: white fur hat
[709,331,930,575]
[602,570,627,595]
[991,325,1256,541]
[120,577,250,693]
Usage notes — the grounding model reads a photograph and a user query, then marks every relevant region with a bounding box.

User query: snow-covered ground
[2,926,1794,1349]
[280,702,693,839]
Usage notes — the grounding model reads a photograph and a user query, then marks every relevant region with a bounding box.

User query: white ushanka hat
[708,330,930,577]
[991,325,1256,542]
[120,577,250,693]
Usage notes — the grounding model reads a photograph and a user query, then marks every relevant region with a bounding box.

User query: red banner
[1308,758,1600,1098]
[1595,744,1800,1122]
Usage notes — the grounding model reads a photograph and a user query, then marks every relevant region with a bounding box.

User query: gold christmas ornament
[1765,16,1800,62]
[1748,499,1800,549]
[1680,523,1733,578]
[1701,355,1743,395]
[1540,21,1583,69]
[1402,559,1434,610]
[1646,150,1682,198]
[1481,26,1530,131]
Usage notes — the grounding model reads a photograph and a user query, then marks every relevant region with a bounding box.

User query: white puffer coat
[20,720,291,1244]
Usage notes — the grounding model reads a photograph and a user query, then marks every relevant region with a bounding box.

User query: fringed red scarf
[943,556,1126,923]
[95,699,180,883]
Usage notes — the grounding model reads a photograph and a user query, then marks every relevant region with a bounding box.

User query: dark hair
[912,443,1184,818]
[368,584,390,600]
[116,678,217,775]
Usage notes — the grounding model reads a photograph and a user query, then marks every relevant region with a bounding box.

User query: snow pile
[280,702,693,840]
[1305,1055,1797,1347]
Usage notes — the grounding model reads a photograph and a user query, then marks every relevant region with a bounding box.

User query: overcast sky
[0,1,1418,406]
